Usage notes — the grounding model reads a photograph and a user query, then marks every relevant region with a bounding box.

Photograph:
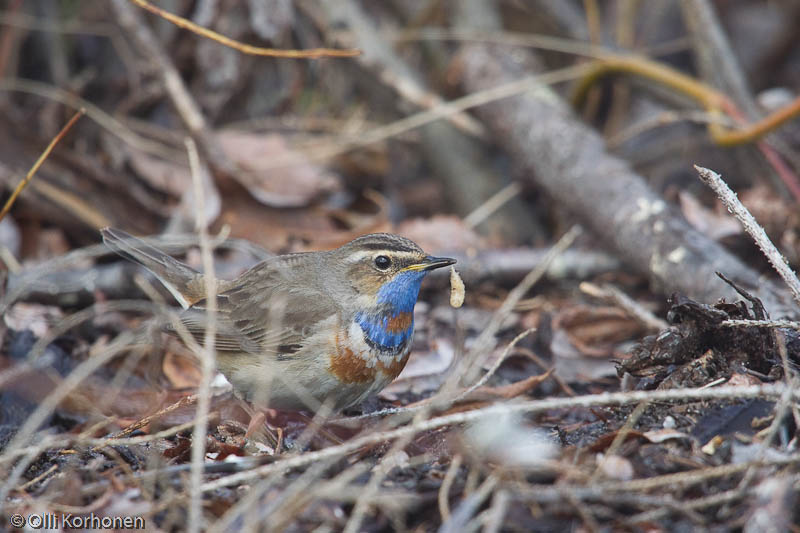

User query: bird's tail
[101,227,206,309]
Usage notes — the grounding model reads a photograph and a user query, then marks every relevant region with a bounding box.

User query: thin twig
[16,464,57,492]
[591,400,649,483]
[440,474,498,533]
[388,27,610,60]
[721,318,800,329]
[694,165,800,306]
[483,487,510,533]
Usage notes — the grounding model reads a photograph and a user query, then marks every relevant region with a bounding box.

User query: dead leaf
[459,369,553,402]
[679,191,741,240]
[162,351,202,389]
[554,305,644,358]
[217,130,340,207]
[127,147,191,197]
[726,372,764,387]
[396,215,483,252]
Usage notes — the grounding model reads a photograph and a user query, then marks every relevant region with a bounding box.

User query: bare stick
[0,108,84,222]
[694,165,800,306]
[721,319,800,329]
[186,137,217,533]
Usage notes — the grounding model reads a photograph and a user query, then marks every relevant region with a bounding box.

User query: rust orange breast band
[385,312,413,333]
[329,332,410,384]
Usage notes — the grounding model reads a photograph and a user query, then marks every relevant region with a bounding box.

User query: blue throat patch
[376,270,427,312]
[357,270,427,351]
[356,312,413,351]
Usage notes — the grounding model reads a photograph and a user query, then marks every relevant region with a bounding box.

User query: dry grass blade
[128,0,360,58]
[0,108,84,222]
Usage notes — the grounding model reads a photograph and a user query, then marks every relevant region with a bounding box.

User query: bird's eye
[374,255,391,270]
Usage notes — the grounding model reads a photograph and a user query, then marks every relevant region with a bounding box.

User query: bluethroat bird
[101,228,455,413]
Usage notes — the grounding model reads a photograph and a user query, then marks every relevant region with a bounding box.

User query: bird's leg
[275,426,285,453]
[239,401,283,452]
[244,410,266,439]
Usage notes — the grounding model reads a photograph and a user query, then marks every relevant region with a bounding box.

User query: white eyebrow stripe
[345,250,422,263]
[346,250,372,262]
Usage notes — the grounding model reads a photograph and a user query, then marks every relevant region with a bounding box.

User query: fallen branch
[457,44,798,318]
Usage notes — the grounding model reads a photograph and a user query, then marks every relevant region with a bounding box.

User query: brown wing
[166,254,340,356]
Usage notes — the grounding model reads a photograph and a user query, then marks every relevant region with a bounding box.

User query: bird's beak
[403,256,457,272]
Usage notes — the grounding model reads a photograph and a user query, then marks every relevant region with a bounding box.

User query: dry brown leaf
[725,372,764,387]
[459,369,552,402]
[127,147,191,197]
[679,191,741,240]
[396,215,483,252]
[554,305,644,358]
[162,351,202,389]
[217,130,340,207]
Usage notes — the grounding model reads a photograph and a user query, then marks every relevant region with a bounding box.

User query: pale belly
[215,319,411,412]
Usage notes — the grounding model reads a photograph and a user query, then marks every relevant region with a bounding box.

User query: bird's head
[332,233,455,352]
[334,233,455,313]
